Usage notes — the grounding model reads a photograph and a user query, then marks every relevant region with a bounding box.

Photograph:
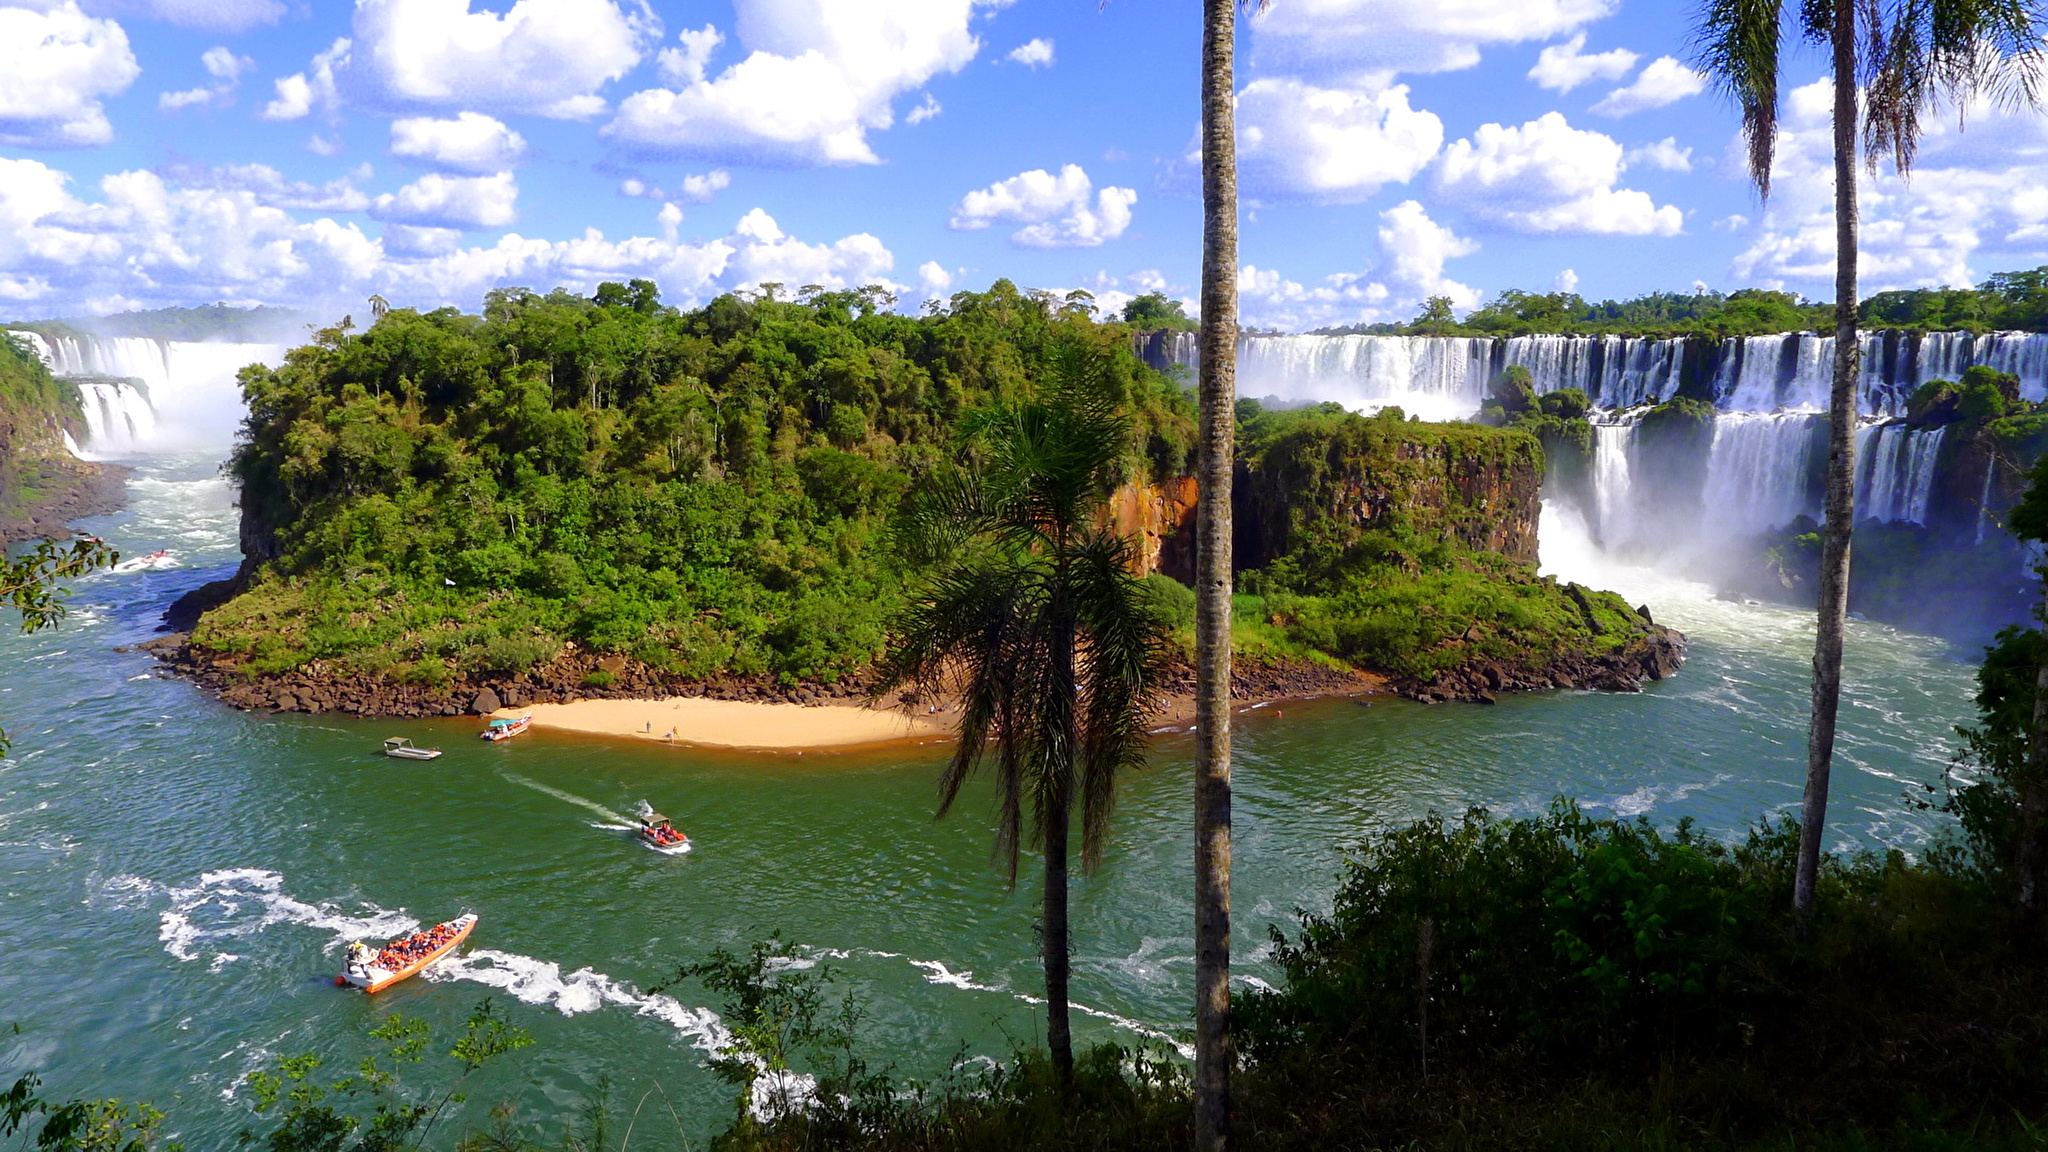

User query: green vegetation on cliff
[0,334,116,543]
[193,281,1670,700]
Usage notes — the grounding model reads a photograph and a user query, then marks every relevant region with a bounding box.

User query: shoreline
[493,695,950,751]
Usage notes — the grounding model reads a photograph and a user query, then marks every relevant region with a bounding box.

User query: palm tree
[875,348,1173,1081]
[1195,0,1244,1143]
[1696,0,2041,923]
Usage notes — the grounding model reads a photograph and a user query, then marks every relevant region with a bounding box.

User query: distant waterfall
[1140,329,2048,418]
[5,328,285,453]
[1855,423,1947,525]
[1128,326,2048,560]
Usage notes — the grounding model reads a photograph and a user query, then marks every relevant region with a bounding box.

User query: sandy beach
[491,695,948,750]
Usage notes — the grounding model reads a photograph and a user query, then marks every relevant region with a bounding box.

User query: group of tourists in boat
[340,913,478,994]
[638,809,691,853]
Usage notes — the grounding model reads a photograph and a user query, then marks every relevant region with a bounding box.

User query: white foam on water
[423,947,729,1056]
[909,959,1000,992]
[119,868,418,966]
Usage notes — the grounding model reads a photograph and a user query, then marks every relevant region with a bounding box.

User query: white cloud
[1625,136,1693,171]
[604,0,983,166]
[272,0,654,122]
[905,93,941,124]
[917,259,953,295]
[1236,200,1478,333]
[1007,38,1053,67]
[0,157,895,313]
[1732,79,2048,290]
[678,169,731,202]
[1590,56,1705,117]
[370,171,519,229]
[0,1,139,148]
[1234,78,1443,202]
[658,25,723,86]
[83,0,284,33]
[158,161,372,212]
[1528,33,1636,92]
[389,113,529,173]
[1249,0,1617,77]
[1554,268,1579,293]
[159,45,255,112]
[1434,112,1683,235]
[949,164,1136,248]
[261,38,348,122]
[617,169,729,203]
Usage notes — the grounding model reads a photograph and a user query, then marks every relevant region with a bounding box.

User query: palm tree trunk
[1194,0,1238,1145]
[1043,787,1074,1078]
[2018,579,2048,923]
[1794,0,1861,925]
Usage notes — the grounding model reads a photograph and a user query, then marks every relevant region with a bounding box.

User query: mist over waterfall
[7,329,287,455]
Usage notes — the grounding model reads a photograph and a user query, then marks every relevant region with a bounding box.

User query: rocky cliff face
[0,363,124,543]
[1235,413,1543,570]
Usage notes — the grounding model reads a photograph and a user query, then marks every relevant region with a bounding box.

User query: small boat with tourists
[339,913,476,994]
[637,804,691,854]
[382,737,443,760]
[110,549,180,574]
[479,715,532,742]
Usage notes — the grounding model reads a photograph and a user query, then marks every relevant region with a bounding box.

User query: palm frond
[1866,0,2046,177]
[1696,0,1789,197]
[1070,528,1174,871]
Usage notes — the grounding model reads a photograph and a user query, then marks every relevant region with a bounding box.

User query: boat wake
[106,868,419,968]
[500,773,632,825]
[424,948,728,1054]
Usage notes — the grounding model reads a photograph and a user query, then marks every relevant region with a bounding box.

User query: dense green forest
[1312,264,2048,338]
[188,280,1662,700]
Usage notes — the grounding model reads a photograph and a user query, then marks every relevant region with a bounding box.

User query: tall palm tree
[1195,0,1242,1144]
[875,348,1173,1081]
[1696,0,2041,923]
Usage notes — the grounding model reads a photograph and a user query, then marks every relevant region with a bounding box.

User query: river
[0,451,1983,1145]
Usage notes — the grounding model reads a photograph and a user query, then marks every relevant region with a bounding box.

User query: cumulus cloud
[905,93,941,124]
[0,1,139,148]
[1732,78,2048,290]
[1234,78,1443,202]
[370,171,518,229]
[268,0,654,123]
[83,0,283,32]
[1527,33,1636,92]
[1434,111,1683,235]
[917,259,953,296]
[658,25,723,86]
[389,112,529,173]
[949,164,1136,248]
[1007,38,1053,67]
[158,161,372,212]
[1236,200,1478,333]
[160,45,256,112]
[1590,56,1705,116]
[1554,268,1579,292]
[617,169,729,203]
[1249,0,1616,77]
[0,156,894,313]
[604,0,983,166]
[1625,136,1693,171]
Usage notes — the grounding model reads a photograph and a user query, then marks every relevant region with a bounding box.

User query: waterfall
[1589,415,1638,548]
[1234,334,1493,421]
[1701,413,1822,537]
[2,328,286,453]
[1855,423,1947,525]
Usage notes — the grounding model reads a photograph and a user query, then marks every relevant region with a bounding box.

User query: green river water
[0,452,1984,1145]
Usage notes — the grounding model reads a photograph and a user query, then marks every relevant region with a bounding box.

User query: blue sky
[2,0,2045,329]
